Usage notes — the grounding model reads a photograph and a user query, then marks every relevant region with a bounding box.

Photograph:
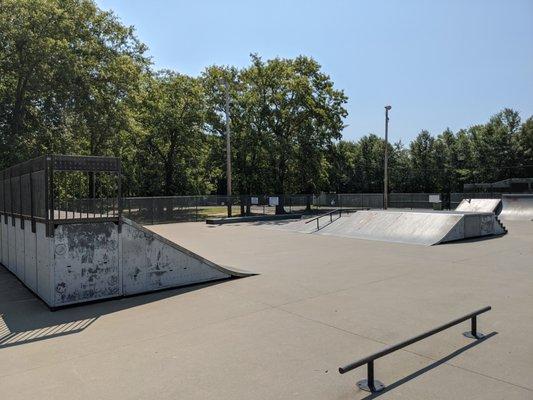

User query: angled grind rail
[338,306,491,393]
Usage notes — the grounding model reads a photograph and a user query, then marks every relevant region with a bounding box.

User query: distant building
[464,178,533,193]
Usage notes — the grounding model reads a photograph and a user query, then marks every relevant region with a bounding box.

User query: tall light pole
[384,105,391,210]
[224,80,232,217]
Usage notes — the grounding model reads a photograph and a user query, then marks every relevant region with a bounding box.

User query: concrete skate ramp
[456,198,502,214]
[500,194,533,221]
[316,210,506,246]
[121,218,253,296]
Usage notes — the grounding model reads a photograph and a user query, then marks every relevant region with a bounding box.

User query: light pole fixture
[384,105,391,210]
[222,79,232,217]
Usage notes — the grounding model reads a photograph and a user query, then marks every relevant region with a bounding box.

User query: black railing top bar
[0,154,120,178]
[339,305,491,375]
[304,208,343,224]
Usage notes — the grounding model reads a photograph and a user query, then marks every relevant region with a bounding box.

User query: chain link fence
[113,191,533,225]
[123,193,454,224]
[121,194,315,224]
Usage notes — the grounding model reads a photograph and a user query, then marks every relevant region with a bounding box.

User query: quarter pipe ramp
[456,198,502,214]
[499,194,533,221]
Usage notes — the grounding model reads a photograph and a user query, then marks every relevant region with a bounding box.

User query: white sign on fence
[429,194,441,203]
[268,196,279,206]
[251,197,259,205]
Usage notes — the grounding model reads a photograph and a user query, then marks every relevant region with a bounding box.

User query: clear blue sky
[96,0,533,144]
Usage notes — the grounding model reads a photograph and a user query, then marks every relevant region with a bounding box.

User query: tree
[516,117,533,177]
[0,0,147,170]
[328,140,361,193]
[468,110,519,184]
[202,55,348,213]
[134,71,214,196]
[409,130,436,192]
[243,55,347,212]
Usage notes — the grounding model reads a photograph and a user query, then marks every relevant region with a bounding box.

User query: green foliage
[202,55,347,199]
[0,0,148,169]
[0,0,532,199]
[132,71,214,196]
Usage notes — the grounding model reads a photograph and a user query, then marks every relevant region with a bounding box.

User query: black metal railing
[338,306,491,393]
[305,208,344,231]
[0,155,121,236]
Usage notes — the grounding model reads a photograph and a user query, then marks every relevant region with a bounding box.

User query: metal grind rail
[338,306,492,393]
[305,208,343,230]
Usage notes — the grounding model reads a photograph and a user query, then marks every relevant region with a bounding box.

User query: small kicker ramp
[456,198,502,214]
[121,218,254,295]
[499,194,533,221]
[316,210,506,246]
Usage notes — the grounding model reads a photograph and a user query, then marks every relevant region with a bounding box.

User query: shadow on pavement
[0,264,225,350]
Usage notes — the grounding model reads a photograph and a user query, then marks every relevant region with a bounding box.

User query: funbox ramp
[0,216,251,308]
[316,210,506,246]
[499,194,533,221]
[455,198,502,214]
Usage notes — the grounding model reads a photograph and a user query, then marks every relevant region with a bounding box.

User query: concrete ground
[1,218,532,399]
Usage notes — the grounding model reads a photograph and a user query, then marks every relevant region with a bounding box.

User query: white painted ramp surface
[456,198,502,214]
[122,218,253,295]
[317,210,464,245]
[500,194,533,221]
[255,210,506,245]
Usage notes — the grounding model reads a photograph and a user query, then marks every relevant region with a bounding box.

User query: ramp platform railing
[1,155,121,237]
[338,306,491,393]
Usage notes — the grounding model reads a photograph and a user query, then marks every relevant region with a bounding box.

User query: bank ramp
[456,198,502,214]
[0,216,253,308]
[316,210,506,246]
[499,194,533,221]
[122,218,253,296]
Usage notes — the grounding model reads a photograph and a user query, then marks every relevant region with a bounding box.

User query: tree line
[1,0,532,198]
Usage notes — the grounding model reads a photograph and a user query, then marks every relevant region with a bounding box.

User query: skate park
[1,155,532,399]
[2,1,533,398]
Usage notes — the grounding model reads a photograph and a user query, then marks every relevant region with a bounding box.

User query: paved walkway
[1,219,532,399]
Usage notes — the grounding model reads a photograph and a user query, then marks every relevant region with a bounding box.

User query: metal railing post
[357,360,385,392]
[463,315,484,339]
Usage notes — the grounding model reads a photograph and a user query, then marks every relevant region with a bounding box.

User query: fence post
[151,197,155,225]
